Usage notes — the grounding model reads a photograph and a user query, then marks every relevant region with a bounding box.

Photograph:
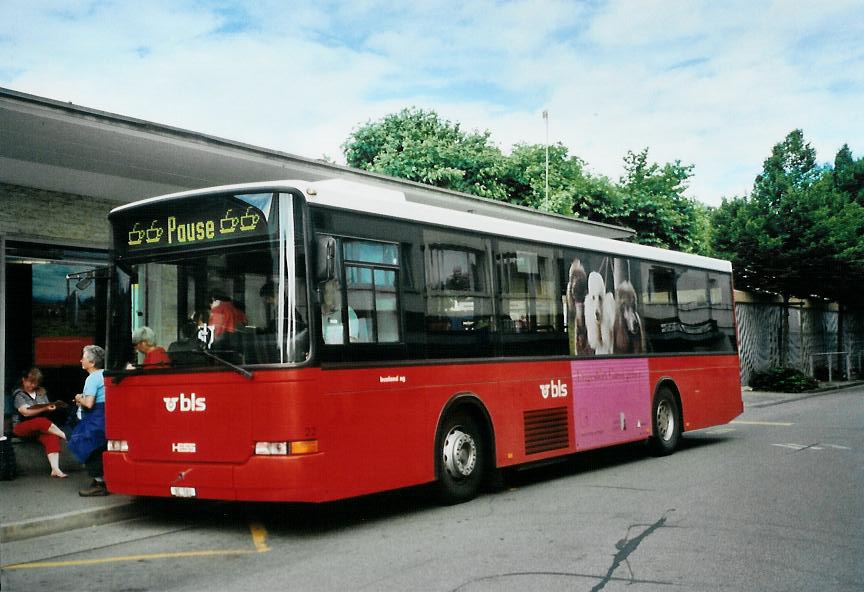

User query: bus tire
[651,387,681,456]
[434,411,485,504]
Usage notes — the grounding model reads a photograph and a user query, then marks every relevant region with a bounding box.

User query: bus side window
[342,240,401,344]
[497,242,567,357]
[497,243,559,334]
[425,244,493,332]
[422,230,496,359]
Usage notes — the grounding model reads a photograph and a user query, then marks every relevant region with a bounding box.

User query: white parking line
[772,443,822,451]
[771,443,852,451]
[732,420,794,426]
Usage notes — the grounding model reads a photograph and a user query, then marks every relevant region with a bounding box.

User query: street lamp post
[542,110,549,209]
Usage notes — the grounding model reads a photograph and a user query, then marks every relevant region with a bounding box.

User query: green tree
[710,195,749,278]
[712,130,839,366]
[815,147,864,354]
[617,149,704,252]
[342,108,509,200]
[343,110,709,254]
[690,201,714,257]
[832,144,864,204]
[715,138,864,354]
[503,142,626,221]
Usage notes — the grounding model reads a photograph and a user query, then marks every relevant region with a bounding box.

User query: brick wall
[0,182,118,247]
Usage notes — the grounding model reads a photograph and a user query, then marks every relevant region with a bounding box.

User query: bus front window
[108,192,309,370]
[118,249,308,369]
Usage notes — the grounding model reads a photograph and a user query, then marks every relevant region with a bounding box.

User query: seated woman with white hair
[131,326,170,366]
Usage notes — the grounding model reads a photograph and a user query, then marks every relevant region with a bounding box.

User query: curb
[812,380,864,392]
[1,500,145,543]
[744,381,864,408]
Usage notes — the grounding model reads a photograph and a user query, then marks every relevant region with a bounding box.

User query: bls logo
[539,379,568,399]
[163,393,207,413]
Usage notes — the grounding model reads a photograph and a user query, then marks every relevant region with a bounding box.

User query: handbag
[67,404,106,463]
[0,436,17,480]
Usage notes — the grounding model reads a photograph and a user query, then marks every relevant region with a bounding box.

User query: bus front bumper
[104,452,328,502]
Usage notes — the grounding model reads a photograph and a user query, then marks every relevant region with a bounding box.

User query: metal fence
[735,301,864,386]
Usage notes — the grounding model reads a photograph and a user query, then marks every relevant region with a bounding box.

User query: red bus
[103,179,742,503]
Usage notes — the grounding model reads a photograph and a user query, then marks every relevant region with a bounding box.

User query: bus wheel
[651,388,681,456]
[435,411,484,504]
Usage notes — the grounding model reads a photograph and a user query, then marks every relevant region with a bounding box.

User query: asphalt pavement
[1,380,861,544]
[0,438,142,542]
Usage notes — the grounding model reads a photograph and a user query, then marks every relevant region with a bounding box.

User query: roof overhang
[0,87,634,240]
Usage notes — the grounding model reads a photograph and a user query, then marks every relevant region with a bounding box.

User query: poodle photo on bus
[613,280,646,354]
[584,270,616,355]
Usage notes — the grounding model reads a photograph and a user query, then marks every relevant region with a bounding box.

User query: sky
[2,0,863,207]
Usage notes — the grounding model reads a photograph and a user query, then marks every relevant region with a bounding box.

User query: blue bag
[67,403,106,463]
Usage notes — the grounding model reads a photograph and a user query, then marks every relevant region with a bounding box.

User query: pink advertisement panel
[571,358,652,450]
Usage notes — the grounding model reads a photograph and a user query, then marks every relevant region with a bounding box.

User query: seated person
[260,280,309,336]
[209,292,247,339]
[132,326,171,366]
[320,279,359,344]
[169,321,205,353]
[192,310,214,348]
[12,367,68,479]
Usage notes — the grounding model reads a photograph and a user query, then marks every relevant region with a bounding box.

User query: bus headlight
[108,440,129,452]
[255,442,288,455]
[254,440,319,455]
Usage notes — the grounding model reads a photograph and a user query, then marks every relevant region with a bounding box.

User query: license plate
[170,486,196,498]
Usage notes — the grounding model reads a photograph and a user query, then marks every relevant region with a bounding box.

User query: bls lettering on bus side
[167,216,216,244]
[539,379,568,399]
[163,393,207,413]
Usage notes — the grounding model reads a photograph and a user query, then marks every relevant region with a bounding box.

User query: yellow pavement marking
[731,420,794,426]
[3,549,257,570]
[250,522,269,552]
[2,522,270,571]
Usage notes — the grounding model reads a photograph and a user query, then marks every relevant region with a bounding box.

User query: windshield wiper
[110,349,253,382]
[201,348,254,380]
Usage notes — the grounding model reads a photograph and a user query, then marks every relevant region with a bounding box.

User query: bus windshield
[107,191,309,371]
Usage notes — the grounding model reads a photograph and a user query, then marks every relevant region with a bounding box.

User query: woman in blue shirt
[69,345,108,497]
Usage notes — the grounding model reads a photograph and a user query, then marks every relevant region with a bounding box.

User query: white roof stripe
[110,179,732,273]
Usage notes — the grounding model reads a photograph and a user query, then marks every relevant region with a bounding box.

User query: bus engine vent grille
[524,407,570,455]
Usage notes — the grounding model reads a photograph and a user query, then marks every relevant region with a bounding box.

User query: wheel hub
[657,400,675,441]
[442,428,477,479]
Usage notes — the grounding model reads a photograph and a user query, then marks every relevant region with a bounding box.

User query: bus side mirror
[316,236,337,282]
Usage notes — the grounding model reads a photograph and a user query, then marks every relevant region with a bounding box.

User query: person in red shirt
[131,326,171,366]
[209,293,247,338]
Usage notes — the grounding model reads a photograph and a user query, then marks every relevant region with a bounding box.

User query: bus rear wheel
[651,387,681,456]
[435,411,485,504]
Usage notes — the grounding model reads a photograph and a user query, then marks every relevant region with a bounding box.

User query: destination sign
[116,195,271,254]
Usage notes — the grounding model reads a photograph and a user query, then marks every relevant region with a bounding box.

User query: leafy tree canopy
[712,130,864,305]
[342,108,708,251]
[617,148,707,253]
[503,142,626,221]
[343,108,509,200]
[832,143,864,204]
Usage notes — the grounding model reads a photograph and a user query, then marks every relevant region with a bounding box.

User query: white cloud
[2,0,863,206]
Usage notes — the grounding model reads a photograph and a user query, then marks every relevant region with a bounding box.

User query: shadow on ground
[136,434,732,536]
